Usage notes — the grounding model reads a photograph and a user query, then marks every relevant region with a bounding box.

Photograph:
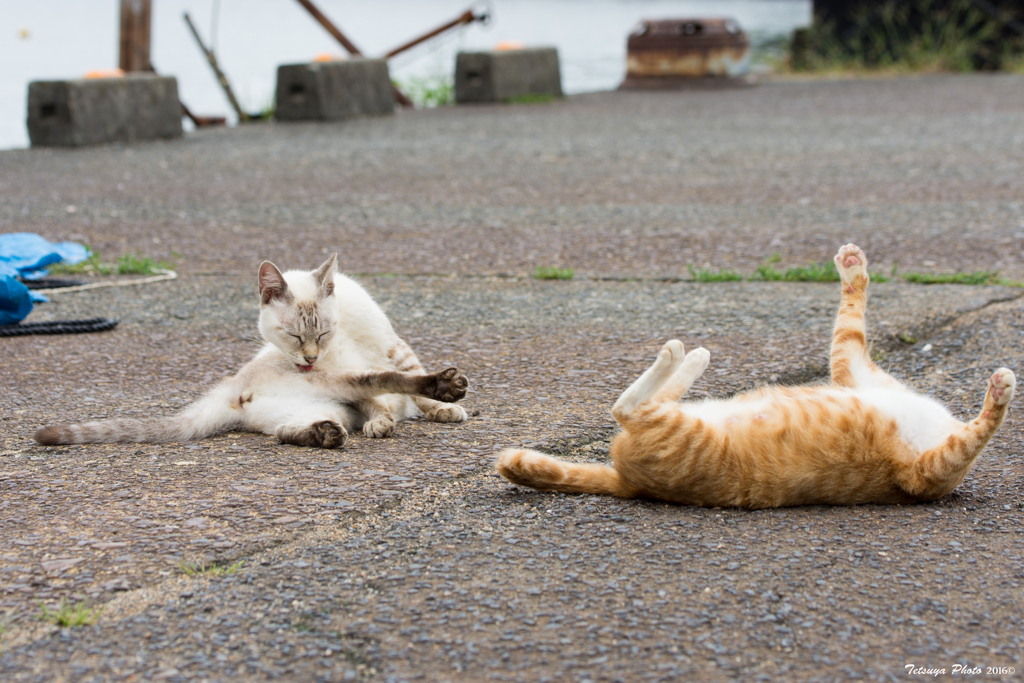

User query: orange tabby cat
[497,244,1015,508]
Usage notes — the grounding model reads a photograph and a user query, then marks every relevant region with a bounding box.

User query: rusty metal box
[274,58,394,122]
[455,48,562,103]
[27,75,182,147]
[622,18,750,87]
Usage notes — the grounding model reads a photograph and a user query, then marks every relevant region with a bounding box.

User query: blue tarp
[0,233,90,325]
[0,232,89,280]
[0,276,34,325]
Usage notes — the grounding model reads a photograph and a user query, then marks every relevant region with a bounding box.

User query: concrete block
[27,75,182,148]
[455,48,562,103]
[274,59,394,122]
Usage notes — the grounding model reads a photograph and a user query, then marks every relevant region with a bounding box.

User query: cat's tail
[495,449,639,498]
[35,387,239,445]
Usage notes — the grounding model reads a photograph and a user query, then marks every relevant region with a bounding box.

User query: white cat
[35,255,468,448]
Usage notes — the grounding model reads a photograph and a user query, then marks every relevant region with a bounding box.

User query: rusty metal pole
[383,9,484,60]
[293,0,363,56]
[291,0,414,108]
[183,12,249,122]
[119,0,152,72]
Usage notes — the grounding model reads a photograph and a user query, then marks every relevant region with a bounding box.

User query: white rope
[43,269,178,294]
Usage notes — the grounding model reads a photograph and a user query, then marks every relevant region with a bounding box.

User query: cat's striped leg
[387,338,468,422]
[830,243,870,387]
[897,368,1015,499]
[311,368,469,403]
[387,338,424,373]
[830,244,899,389]
[612,340,686,423]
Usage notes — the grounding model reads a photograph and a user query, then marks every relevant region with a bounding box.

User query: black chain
[20,278,86,290]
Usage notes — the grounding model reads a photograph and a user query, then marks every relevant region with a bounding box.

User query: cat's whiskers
[242,334,265,350]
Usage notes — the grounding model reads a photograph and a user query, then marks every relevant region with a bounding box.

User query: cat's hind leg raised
[496,342,703,499]
[613,340,707,423]
[831,244,900,390]
[652,347,711,404]
[897,368,1015,500]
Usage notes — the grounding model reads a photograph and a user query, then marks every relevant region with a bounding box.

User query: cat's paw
[988,368,1015,406]
[661,339,685,362]
[363,416,395,438]
[654,340,686,374]
[424,368,468,403]
[425,404,468,423]
[834,244,869,291]
[312,420,347,449]
[682,347,711,377]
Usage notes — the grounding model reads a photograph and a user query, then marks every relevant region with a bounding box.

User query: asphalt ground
[0,75,1023,681]
[2,75,1024,281]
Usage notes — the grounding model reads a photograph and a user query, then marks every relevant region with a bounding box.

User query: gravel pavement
[1,75,1023,681]
[2,75,1024,280]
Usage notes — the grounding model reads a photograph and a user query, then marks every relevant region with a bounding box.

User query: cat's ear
[313,253,337,298]
[258,261,291,305]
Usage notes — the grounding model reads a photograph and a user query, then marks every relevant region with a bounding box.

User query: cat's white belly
[682,396,776,426]
[681,388,961,454]
[854,388,962,453]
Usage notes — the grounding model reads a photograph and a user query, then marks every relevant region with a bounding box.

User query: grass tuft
[749,254,843,282]
[684,255,1018,287]
[47,251,113,276]
[901,270,1002,285]
[180,558,245,577]
[115,252,170,275]
[688,264,744,282]
[693,253,893,283]
[534,266,574,280]
[781,260,841,282]
[48,249,173,276]
[37,599,102,627]
[395,75,454,108]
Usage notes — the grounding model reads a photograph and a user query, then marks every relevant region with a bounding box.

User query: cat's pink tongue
[298,364,314,372]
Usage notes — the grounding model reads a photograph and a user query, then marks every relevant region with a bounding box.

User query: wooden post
[119,0,152,72]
